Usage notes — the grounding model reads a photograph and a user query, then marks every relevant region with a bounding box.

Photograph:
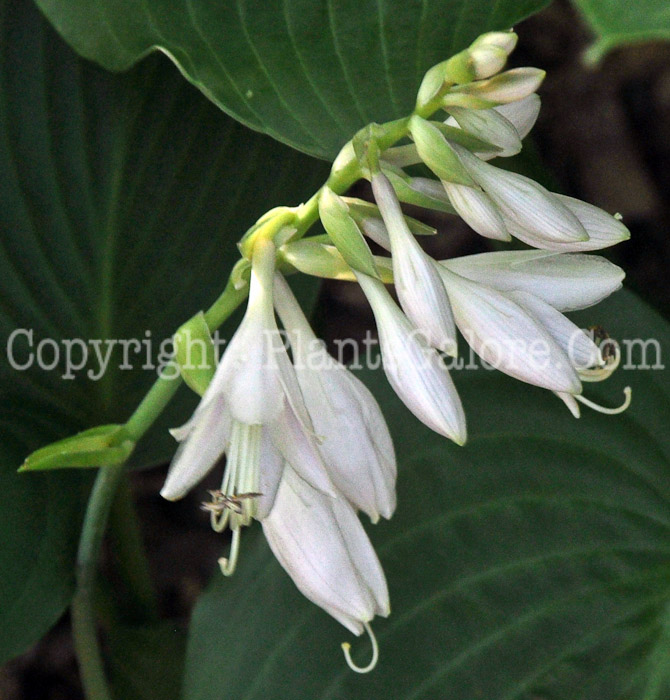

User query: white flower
[446,106,522,157]
[263,465,389,660]
[356,271,466,444]
[273,273,397,523]
[442,250,625,311]
[494,94,541,142]
[436,255,631,416]
[161,238,334,574]
[441,180,511,241]
[436,264,582,393]
[452,144,590,246]
[371,172,456,354]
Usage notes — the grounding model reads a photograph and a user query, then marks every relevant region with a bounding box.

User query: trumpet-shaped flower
[452,144,590,245]
[436,254,630,415]
[371,171,457,354]
[263,464,389,670]
[273,273,397,522]
[161,238,334,573]
[356,271,466,444]
[442,250,625,311]
[436,264,582,393]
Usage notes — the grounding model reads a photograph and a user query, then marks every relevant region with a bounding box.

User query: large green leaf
[34,0,550,159]
[184,288,670,699]
[571,0,670,61]
[0,0,329,663]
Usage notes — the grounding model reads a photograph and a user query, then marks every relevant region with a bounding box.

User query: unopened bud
[471,31,518,56]
[448,67,545,105]
[381,166,456,214]
[469,45,509,79]
[318,187,379,278]
[409,116,475,186]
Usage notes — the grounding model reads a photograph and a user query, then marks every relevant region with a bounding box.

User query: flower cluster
[161,29,630,672]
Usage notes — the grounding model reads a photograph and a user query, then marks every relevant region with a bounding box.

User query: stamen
[575,386,632,415]
[210,508,230,533]
[341,621,379,674]
[580,344,621,383]
[218,527,242,577]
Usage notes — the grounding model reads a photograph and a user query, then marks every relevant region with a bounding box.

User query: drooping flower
[273,272,397,522]
[263,465,389,672]
[437,264,582,393]
[161,238,334,574]
[435,254,631,414]
[162,239,391,663]
[371,171,457,354]
[355,271,466,445]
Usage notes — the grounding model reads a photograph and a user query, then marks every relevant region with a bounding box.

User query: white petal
[359,217,391,250]
[442,181,511,241]
[554,194,631,250]
[437,266,582,393]
[160,395,231,501]
[372,173,456,353]
[274,274,397,521]
[508,290,601,370]
[300,357,397,521]
[269,402,336,497]
[494,94,541,141]
[255,427,284,520]
[555,391,581,418]
[448,106,522,157]
[441,250,625,312]
[454,145,589,244]
[214,241,287,425]
[262,466,389,634]
[357,272,467,444]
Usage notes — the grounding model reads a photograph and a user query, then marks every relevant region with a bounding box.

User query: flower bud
[470,30,518,56]
[319,187,379,278]
[447,67,545,106]
[409,116,476,185]
[468,45,509,79]
[381,166,456,213]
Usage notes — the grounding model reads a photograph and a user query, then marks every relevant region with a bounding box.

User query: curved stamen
[341,621,379,674]
[575,386,632,415]
[580,344,621,383]
[210,508,230,533]
[218,527,242,577]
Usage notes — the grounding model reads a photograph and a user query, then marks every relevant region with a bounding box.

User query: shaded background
[1,0,670,697]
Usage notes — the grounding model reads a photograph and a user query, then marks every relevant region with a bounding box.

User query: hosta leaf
[570,0,670,61]
[35,0,550,158]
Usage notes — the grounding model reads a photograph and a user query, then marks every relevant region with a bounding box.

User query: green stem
[108,477,160,623]
[72,463,126,700]
[72,276,247,699]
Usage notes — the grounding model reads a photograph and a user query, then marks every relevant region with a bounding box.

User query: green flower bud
[281,240,393,283]
[318,187,379,278]
[409,116,476,186]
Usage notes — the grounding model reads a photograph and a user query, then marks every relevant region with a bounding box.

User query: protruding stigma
[341,621,379,674]
[218,527,242,577]
[575,386,632,415]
